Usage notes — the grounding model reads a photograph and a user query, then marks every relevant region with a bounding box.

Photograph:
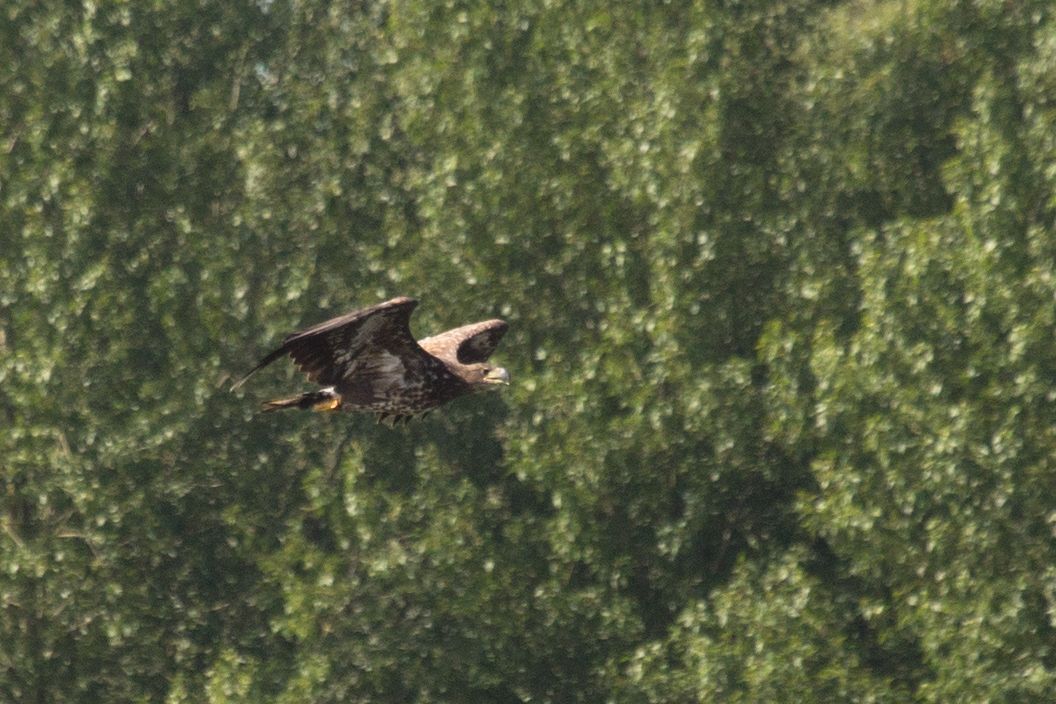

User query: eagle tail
[261,388,341,413]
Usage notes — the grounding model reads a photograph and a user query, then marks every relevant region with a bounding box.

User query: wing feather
[417,319,508,365]
[231,297,429,390]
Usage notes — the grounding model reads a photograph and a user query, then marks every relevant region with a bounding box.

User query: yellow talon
[312,397,342,412]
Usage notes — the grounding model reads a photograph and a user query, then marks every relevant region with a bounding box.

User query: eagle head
[464,363,511,390]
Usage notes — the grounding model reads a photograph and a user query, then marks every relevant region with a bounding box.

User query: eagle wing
[417,319,508,365]
[232,297,435,391]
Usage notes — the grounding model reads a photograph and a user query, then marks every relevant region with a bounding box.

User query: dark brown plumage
[232,297,509,423]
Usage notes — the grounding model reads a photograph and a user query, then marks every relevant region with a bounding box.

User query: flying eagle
[232,297,509,423]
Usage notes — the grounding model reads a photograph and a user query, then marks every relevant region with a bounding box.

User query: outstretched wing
[232,297,431,390]
[417,319,508,365]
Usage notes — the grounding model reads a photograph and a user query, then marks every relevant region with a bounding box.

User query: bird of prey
[231,297,509,424]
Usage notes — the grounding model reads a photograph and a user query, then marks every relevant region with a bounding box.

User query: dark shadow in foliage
[645,443,813,639]
[424,393,554,520]
[427,393,510,486]
[804,537,934,693]
[459,395,552,510]
[357,421,424,496]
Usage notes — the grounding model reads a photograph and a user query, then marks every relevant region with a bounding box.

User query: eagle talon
[312,397,342,412]
[376,413,400,427]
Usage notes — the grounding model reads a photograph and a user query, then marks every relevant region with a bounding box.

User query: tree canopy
[3,0,1056,701]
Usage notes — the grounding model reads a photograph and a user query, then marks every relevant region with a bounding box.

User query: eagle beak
[485,367,510,386]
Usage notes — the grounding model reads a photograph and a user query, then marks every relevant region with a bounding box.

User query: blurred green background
[4,0,1056,701]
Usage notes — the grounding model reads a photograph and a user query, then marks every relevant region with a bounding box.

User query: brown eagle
[232,297,509,423]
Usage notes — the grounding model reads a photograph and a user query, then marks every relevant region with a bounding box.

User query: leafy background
[3,0,1056,701]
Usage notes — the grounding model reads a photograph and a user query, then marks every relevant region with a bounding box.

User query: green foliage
[3,0,1056,701]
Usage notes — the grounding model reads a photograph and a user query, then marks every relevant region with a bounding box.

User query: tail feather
[261,389,341,412]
